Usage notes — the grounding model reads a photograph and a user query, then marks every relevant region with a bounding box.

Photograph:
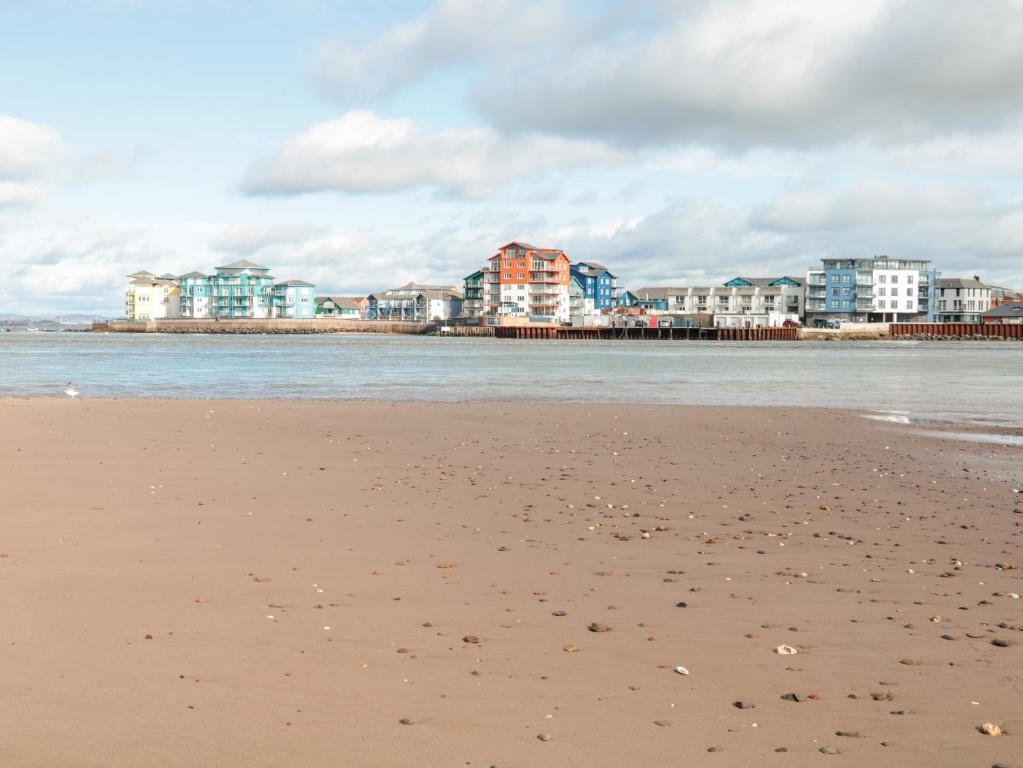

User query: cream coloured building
[125,272,181,320]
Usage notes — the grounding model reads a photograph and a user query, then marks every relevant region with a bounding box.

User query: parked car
[782,320,801,328]
[811,318,841,329]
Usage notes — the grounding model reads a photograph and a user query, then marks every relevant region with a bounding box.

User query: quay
[92,319,430,334]
[490,326,798,340]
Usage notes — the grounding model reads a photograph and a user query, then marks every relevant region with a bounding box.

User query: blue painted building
[570,262,618,314]
[272,280,316,318]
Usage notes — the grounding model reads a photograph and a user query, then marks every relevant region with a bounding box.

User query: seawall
[92,319,429,334]
[889,322,1022,340]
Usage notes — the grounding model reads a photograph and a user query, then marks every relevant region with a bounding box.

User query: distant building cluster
[126,260,316,320]
[125,245,1022,327]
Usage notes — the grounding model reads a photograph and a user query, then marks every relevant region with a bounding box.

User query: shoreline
[6,396,1023,434]
[2,398,1021,766]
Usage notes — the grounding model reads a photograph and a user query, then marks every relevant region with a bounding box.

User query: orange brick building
[484,242,571,322]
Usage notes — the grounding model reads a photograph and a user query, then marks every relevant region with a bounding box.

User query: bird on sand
[64,382,79,398]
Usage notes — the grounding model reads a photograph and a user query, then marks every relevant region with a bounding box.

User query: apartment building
[134,260,316,319]
[934,277,993,323]
[570,261,618,315]
[125,272,180,320]
[620,276,803,327]
[366,282,463,322]
[461,270,485,321]
[271,280,316,318]
[806,256,937,323]
[483,242,571,323]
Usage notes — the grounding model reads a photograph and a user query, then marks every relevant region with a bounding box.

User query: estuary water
[1,333,1021,428]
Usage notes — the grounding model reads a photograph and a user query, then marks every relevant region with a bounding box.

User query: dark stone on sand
[781,692,803,702]
[733,701,754,710]
[399,718,415,725]
[588,622,611,633]
[675,601,687,608]
[551,610,567,617]
[462,634,481,644]
[991,638,1010,647]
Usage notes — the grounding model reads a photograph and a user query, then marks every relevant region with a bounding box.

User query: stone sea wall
[93,319,429,334]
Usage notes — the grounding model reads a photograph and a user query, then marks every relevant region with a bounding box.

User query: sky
[1,0,1022,315]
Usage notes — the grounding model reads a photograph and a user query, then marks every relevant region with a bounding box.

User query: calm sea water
[1,333,1021,427]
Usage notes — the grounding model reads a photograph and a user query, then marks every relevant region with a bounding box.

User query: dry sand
[1,398,1021,767]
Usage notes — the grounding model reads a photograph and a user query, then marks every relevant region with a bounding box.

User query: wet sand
[1,398,1021,767]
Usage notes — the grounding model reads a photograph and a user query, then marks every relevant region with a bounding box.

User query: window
[905,301,912,310]
[891,275,899,283]
[504,273,512,279]
[842,287,850,296]
[842,274,851,283]
[831,274,839,283]
[877,274,886,283]
[831,288,839,297]
[841,300,850,308]
[890,300,898,309]
[517,274,524,279]
[906,288,912,297]
[907,275,914,284]
[878,286,886,297]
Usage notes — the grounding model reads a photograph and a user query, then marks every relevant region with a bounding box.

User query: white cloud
[241,110,623,199]
[0,116,65,208]
[314,0,571,99]
[317,0,1023,149]
[0,181,47,209]
[757,181,988,231]
[476,0,1023,147]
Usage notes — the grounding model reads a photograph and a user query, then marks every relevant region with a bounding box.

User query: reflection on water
[1,333,1021,427]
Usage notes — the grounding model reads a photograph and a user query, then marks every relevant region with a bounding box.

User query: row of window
[829,273,916,284]
[876,287,914,297]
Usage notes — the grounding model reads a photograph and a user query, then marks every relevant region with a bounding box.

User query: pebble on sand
[588,622,611,633]
[462,634,481,644]
[774,644,798,655]
[980,723,1004,737]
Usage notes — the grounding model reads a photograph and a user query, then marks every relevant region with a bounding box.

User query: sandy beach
[1,398,1020,767]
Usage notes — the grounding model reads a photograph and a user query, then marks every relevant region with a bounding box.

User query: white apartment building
[806,256,936,322]
[624,277,804,327]
[934,277,993,322]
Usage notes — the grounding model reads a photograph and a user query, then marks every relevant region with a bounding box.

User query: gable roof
[572,262,616,278]
[983,302,1023,317]
[315,296,363,310]
[274,279,315,288]
[127,270,156,278]
[725,276,803,287]
[178,271,207,279]
[937,277,988,289]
